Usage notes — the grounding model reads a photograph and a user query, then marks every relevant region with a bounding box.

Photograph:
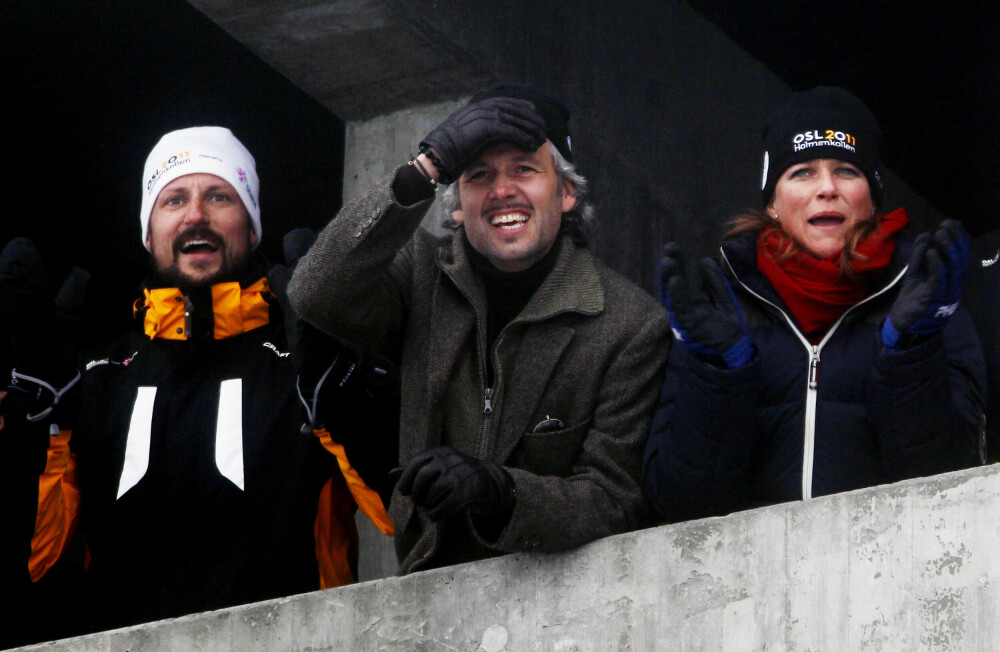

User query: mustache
[172,225,223,253]
[482,198,533,215]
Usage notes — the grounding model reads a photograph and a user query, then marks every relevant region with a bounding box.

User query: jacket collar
[134,277,272,341]
[436,229,605,321]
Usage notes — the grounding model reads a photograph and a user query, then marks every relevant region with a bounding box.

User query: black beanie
[760,86,883,207]
[470,85,573,162]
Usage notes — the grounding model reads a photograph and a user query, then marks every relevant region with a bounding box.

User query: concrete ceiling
[185,0,1000,237]
[186,0,491,120]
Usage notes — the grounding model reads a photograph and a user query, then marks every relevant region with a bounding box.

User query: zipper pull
[183,295,194,339]
[484,387,493,414]
[808,347,820,390]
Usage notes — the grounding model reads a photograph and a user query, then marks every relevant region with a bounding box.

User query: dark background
[3,1,346,344]
[4,1,998,347]
[692,0,1000,239]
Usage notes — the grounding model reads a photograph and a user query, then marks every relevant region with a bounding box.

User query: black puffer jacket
[642,228,986,522]
[965,228,1000,462]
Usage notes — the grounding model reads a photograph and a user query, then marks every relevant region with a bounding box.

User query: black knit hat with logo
[470,85,573,163]
[760,86,883,207]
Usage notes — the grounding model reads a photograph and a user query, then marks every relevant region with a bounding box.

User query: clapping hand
[658,243,753,369]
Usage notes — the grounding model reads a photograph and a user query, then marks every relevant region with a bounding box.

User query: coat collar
[436,229,605,322]
[134,277,272,340]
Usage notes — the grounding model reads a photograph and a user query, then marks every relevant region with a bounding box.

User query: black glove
[268,227,317,336]
[0,238,88,421]
[396,447,516,521]
[882,219,970,351]
[419,97,548,184]
[658,243,753,369]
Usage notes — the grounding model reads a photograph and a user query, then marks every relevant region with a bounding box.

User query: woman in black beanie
[642,87,985,522]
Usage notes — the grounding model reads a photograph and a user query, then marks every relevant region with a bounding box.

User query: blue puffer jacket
[642,228,986,522]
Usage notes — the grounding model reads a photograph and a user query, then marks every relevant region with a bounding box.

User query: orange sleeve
[314,474,359,589]
[29,429,81,582]
[313,427,394,536]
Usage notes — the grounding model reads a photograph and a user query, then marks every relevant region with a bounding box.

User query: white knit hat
[140,126,261,250]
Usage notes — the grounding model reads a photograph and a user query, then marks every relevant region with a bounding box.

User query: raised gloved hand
[419,97,548,184]
[396,446,516,521]
[0,238,88,421]
[882,219,970,351]
[658,243,753,369]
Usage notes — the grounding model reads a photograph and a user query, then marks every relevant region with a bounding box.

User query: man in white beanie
[0,126,394,637]
[139,126,263,288]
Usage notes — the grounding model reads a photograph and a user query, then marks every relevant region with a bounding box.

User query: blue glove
[658,243,753,369]
[882,219,970,351]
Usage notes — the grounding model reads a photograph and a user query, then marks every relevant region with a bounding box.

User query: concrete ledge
[23,465,1000,650]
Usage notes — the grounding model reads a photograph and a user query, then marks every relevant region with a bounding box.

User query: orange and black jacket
[29,273,394,631]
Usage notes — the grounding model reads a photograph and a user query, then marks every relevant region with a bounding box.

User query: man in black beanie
[288,87,670,572]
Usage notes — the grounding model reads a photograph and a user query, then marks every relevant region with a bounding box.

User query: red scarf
[756,208,909,341]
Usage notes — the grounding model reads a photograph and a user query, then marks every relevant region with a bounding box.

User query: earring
[771,213,780,221]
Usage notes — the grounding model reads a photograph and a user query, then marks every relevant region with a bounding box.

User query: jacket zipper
[437,265,497,460]
[721,248,908,500]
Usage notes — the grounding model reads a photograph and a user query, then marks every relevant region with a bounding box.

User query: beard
[148,224,252,292]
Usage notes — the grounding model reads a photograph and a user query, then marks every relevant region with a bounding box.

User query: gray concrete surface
[187,0,946,299]
[22,464,1000,651]
[184,0,491,120]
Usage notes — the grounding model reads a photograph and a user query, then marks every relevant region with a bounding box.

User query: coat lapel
[494,324,575,463]
[493,240,604,463]
[416,237,486,454]
[422,232,607,464]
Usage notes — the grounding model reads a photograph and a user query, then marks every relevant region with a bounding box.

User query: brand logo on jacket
[263,342,290,357]
[935,302,959,319]
[85,351,138,371]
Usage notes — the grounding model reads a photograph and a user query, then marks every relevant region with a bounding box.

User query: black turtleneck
[465,236,562,384]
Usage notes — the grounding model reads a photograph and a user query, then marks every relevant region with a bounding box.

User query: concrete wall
[194,0,949,298]
[24,464,1000,651]
[379,0,945,293]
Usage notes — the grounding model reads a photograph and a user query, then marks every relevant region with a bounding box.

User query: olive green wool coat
[288,168,670,573]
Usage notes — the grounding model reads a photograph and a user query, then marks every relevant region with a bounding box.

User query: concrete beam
[185,0,492,120]
[23,464,1000,650]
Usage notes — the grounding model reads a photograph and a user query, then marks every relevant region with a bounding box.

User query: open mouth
[808,214,845,228]
[489,212,529,230]
[174,227,223,256]
[179,238,220,254]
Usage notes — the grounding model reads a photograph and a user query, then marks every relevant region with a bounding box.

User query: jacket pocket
[507,418,592,477]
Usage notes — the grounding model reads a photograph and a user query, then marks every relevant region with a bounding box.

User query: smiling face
[453,141,577,273]
[767,158,875,259]
[146,173,257,287]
